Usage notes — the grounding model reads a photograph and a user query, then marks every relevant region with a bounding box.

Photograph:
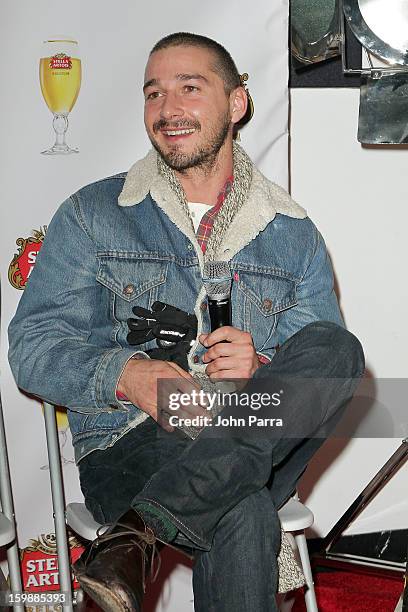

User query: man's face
[143,46,234,171]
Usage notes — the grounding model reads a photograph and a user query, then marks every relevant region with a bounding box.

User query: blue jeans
[79,321,364,611]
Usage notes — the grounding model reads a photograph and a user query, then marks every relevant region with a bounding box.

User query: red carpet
[292,571,403,611]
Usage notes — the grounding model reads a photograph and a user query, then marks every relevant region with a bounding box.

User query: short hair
[150,32,241,94]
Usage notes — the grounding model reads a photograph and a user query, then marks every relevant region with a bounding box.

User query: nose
[160,91,184,120]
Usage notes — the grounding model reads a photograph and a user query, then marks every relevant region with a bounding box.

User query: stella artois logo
[20,532,83,592]
[49,53,72,70]
[8,227,47,290]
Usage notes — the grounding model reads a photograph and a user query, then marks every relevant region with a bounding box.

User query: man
[8,32,364,611]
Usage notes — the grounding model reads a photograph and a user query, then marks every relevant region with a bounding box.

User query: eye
[183,85,199,93]
[145,91,162,100]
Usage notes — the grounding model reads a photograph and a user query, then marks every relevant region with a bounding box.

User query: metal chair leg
[0,394,24,612]
[294,532,318,612]
[43,402,73,611]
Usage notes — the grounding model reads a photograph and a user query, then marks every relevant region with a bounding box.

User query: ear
[230,87,248,126]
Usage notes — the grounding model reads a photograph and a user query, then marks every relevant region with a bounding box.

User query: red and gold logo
[49,53,72,70]
[20,532,83,592]
[8,227,47,290]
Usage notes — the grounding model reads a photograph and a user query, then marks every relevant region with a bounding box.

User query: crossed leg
[78,321,364,610]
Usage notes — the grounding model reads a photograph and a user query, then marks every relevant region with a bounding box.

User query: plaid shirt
[196,175,233,254]
[194,175,270,366]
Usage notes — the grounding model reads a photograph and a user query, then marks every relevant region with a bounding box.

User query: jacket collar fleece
[118,146,307,262]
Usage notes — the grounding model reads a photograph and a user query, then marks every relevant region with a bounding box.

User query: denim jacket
[8,147,343,463]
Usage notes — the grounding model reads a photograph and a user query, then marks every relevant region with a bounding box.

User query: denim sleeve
[263,226,344,358]
[8,195,146,413]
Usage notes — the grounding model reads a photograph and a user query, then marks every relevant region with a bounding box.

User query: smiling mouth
[161,128,196,136]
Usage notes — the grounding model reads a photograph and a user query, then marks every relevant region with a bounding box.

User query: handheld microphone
[202,261,232,331]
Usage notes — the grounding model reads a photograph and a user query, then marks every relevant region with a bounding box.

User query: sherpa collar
[118,145,307,263]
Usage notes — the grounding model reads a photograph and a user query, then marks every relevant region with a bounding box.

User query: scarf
[157,142,253,261]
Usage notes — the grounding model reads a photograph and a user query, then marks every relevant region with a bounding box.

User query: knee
[217,489,281,552]
[337,326,365,378]
[301,321,365,378]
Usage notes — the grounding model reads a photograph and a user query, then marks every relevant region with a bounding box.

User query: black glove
[127,301,198,371]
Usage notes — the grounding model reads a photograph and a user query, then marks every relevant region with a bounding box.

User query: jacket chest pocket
[96,257,168,345]
[234,271,297,352]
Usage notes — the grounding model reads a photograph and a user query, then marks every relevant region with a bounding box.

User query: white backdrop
[291,89,408,537]
[0,1,289,609]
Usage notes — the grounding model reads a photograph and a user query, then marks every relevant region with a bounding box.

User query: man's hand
[117,358,208,432]
[199,326,260,379]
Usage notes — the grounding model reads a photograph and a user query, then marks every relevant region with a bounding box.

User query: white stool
[0,513,14,548]
[44,402,318,611]
[278,497,318,612]
[66,496,319,611]
[66,502,103,543]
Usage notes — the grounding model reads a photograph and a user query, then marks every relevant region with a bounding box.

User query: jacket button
[123,284,135,296]
[200,302,207,311]
[263,298,273,311]
[187,244,193,250]
[193,355,199,364]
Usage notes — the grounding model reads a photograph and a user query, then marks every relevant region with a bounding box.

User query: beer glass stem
[41,112,78,155]
[53,114,69,148]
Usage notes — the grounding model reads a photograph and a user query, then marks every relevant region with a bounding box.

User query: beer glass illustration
[40,38,81,154]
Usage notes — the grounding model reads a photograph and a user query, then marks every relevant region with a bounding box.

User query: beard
[148,111,232,172]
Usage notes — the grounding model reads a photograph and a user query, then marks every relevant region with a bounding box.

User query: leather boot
[72,509,159,612]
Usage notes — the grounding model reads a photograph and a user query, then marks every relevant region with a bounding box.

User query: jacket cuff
[257,352,272,365]
[94,347,150,409]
